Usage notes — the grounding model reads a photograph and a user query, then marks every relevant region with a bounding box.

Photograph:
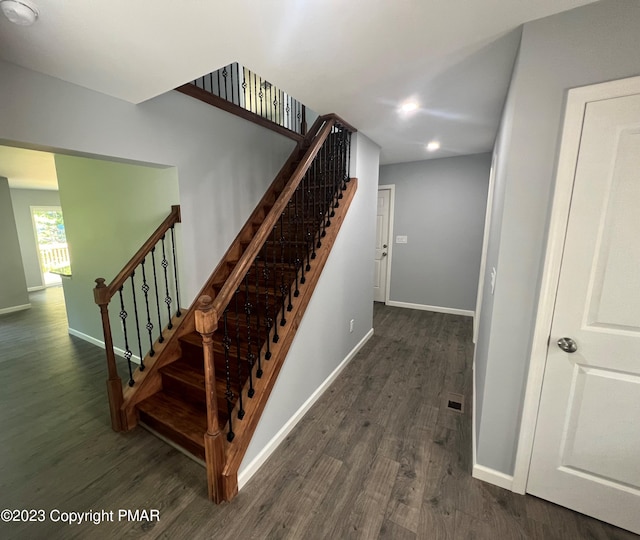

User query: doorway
[374,186,394,303]
[31,206,70,287]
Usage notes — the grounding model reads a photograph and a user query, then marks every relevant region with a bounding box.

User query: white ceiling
[0,0,597,169]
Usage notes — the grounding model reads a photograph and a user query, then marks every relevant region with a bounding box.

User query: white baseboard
[68,327,141,363]
[238,327,375,490]
[0,303,31,315]
[386,300,474,318]
[28,286,46,292]
[472,464,514,491]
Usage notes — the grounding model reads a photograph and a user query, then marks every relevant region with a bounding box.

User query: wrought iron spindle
[230,63,235,106]
[243,274,255,398]
[271,225,280,343]
[222,309,235,441]
[129,272,145,369]
[222,65,228,101]
[253,262,263,377]
[303,169,312,274]
[279,214,289,323]
[262,245,273,360]
[118,286,135,386]
[161,235,173,329]
[150,246,164,343]
[294,183,302,295]
[313,149,321,252]
[233,288,245,419]
[140,258,155,357]
[170,225,181,317]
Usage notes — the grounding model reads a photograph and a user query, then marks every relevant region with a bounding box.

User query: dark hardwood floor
[0,287,636,539]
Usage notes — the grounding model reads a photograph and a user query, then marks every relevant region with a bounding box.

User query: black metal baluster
[271,225,280,342]
[150,246,164,343]
[161,235,173,329]
[230,63,236,106]
[243,274,255,398]
[233,288,245,419]
[118,286,135,387]
[170,225,181,317]
[324,135,332,228]
[303,169,312,275]
[286,96,291,130]
[262,245,273,359]
[253,261,263,377]
[294,183,302,293]
[259,76,264,118]
[313,150,321,252]
[216,67,221,98]
[279,214,289,323]
[129,273,145,369]
[222,309,235,441]
[346,129,352,183]
[222,65,228,101]
[140,258,155,357]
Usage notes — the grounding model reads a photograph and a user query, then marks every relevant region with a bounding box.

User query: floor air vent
[446,392,464,413]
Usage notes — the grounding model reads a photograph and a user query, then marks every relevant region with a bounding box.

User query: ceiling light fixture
[0,0,39,26]
[426,141,440,152]
[400,102,418,113]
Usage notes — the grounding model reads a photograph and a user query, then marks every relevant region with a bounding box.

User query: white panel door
[527,93,640,534]
[373,189,390,302]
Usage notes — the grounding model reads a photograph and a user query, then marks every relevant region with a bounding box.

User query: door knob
[383,244,388,248]
[557,337,578,353]
[382,252,387,257]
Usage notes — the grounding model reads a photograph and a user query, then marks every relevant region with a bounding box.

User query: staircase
[94,114,357,502]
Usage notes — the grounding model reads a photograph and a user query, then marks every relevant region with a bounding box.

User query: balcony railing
[182,62,308,138]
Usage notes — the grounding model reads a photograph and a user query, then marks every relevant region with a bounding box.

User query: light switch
[396,235,408,244]
[490,267,497,294]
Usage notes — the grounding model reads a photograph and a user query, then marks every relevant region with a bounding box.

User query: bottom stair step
[136,392,206,460]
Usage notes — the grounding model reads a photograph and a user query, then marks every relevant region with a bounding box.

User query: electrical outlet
[349,319,355,333]
[396,235,408,244]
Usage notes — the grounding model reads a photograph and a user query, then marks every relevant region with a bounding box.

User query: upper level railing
[176,62,308,141]
[93,206,182,432]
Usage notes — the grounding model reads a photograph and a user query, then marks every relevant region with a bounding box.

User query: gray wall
[0,177,29,312]
[475,0,640,474]
[379,154,491,312]
[241,132,379,474]
[0,59,296,309]
[9,188,61,290]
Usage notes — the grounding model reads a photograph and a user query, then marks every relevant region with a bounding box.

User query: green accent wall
[55,155,179,345]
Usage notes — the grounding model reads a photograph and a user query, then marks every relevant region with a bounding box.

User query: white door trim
[512,75,640,494]
[378,184,395,304]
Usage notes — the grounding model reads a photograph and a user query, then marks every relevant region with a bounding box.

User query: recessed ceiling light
[426,141,440,152]
[400,102,418,113]
[0,0,39,26]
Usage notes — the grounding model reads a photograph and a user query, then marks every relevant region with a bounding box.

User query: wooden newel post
[94,277,124,432]
[195,295,226,502]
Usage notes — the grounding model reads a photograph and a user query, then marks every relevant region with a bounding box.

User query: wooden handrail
[210,118,336,317]
[320,113,358,135]
[105,205,181,299]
